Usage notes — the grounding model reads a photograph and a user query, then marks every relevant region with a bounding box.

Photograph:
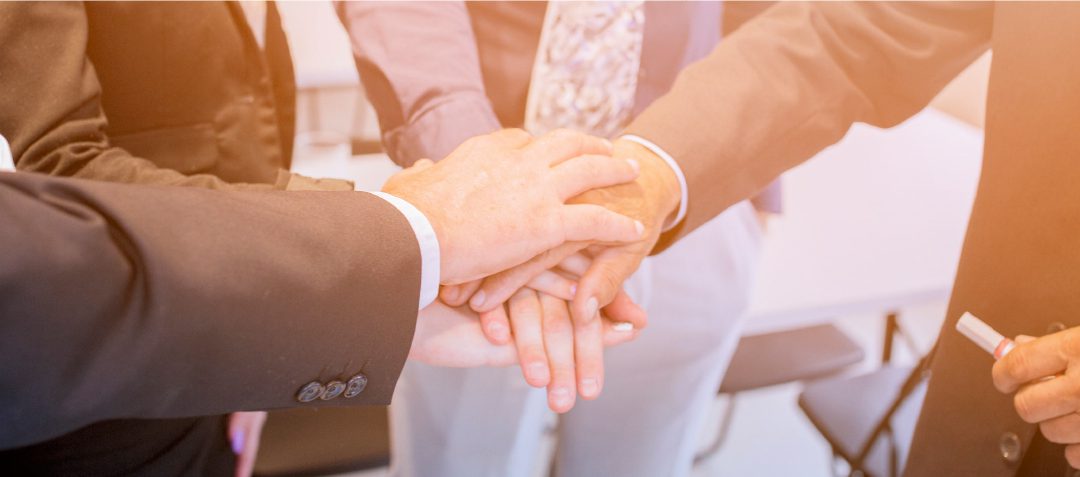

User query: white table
[291,108,984,335]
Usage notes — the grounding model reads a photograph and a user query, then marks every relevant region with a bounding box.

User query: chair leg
[693,395,738,465]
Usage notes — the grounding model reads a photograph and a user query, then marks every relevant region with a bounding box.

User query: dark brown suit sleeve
[0,172,421,449]
[0,2,335,191]
[625,1,994,250]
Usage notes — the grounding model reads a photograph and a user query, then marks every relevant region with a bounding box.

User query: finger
[540,293,577,413]
[1012,375,1080,423]
[527,270,578,301]
[508,289,551,387]
[557,252,592,277]
[572,247,647,326]
[993,329,1076,393]
[1040,412,1080,444]
[470,242,586,312]
[479,305,512,345]
[552,154,639,200]
[441,280,482,307]
[524,129,613,165]
[572,307,605,401]
[602,289,648,330]
[230,412,266,477]
[1068,444,1080,469]
[560,204,644,243]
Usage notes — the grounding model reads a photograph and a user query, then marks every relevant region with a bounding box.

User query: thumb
[1016,335,1036,344]
[571,248,645,326]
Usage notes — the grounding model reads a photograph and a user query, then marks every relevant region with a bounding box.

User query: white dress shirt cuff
[620,135,689,231]
[369,191,441,309]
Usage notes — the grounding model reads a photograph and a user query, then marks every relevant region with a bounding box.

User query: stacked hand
[427,138,684,412]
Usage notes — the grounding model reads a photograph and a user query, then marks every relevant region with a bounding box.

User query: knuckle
[1006,351,1032,385]
[1014,393,1040,423]
[1063,330,1080,355]
[1041,421,1065,443]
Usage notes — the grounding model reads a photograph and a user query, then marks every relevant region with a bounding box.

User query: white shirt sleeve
[619,134,689,231]
[368,191,441,309]
[0,134,14,172]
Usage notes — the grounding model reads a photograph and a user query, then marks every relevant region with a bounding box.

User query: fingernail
[634,220,645,237]
[585,297,599,321]
[613,322,634,332]
[528,362,549,384]
[231,430,244,455]
[569,284,577,297]
[469,290,486,309]
[627,158,640,174]
[551,387,572,408]
[580,378,599,397]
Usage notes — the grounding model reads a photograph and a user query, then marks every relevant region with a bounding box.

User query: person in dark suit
[0,2,643,475]
[470,1,1080,475]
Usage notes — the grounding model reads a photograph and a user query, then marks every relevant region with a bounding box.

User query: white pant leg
[388,362,547,477]
[554,201,764,477]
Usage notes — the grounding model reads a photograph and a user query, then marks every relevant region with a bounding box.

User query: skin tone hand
[448,138,680,325]
[471,252,644,412]
[228,411,267,477]
[382,129,646,285]
[993,329,1080,468]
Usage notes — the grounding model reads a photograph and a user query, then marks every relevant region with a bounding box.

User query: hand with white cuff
[382,129,647,286]
[438,138,682,411]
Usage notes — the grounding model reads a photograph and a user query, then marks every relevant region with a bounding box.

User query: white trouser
[389,201,763,477]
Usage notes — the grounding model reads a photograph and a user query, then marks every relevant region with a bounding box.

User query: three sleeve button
[296,381,324,403]
[344,374,368,398]
[321,380,346,400]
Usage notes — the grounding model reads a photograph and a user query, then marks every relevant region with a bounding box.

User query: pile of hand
[385,128,682,413]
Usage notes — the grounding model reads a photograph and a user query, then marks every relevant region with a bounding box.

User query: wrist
[615,140,681,230]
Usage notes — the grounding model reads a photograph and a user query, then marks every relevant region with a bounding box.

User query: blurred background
[264,3,993,476]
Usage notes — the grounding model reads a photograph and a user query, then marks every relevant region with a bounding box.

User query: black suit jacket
[625,1,1080,475]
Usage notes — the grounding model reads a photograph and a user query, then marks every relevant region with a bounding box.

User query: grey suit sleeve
[337,1,502,166]
[0,172,421,449]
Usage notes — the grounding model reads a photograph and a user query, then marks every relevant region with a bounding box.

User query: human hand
[448,139,680,325]
[228,411,267,477]
[382,129,645,285]
[408,299,518,368]
[992,330,1080,468]
[478,288,639,413]
[461,251,643,411]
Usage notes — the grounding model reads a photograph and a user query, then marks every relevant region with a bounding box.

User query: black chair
[694,323,866,464]
[797,312,932,477]
[254,407,390,477]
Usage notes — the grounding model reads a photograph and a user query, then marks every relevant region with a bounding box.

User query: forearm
[0,173,420,449]
[626,1,993,248]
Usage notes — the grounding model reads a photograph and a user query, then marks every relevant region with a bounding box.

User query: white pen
[956,312,1015,360]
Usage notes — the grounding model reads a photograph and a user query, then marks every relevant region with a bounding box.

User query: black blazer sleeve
[0,172,421,449]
